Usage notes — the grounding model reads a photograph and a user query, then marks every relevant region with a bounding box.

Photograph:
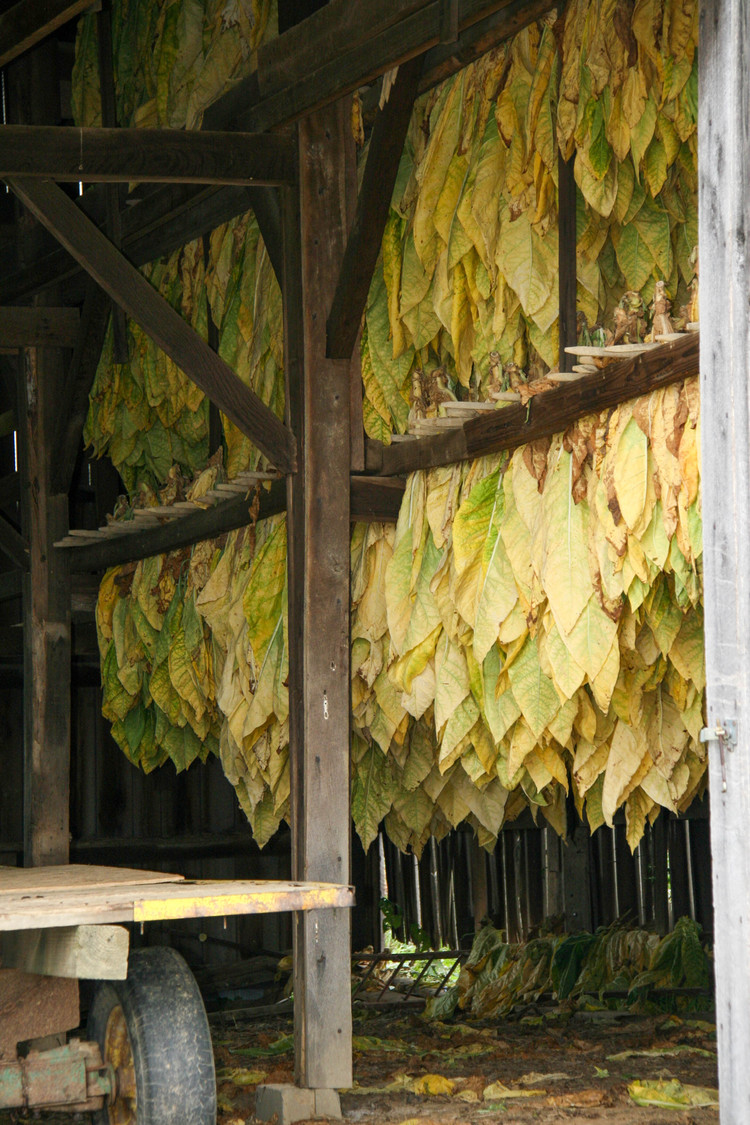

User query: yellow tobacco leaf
[507,635,560,740]
[602,719,647,824]
[540,446,593,636]
[613,417,649,532]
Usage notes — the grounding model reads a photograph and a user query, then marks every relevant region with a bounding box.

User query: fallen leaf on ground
[608,1045,715,1061]
[215,1067,267,1086]
[483,1081,546,1100]
[518,1071,570,1085]
[453,1075,487,1101]
[353,1034,411,1053]
[411,1073,456,1096]
[628,1079,719,1109]
[546,1088,613,1108]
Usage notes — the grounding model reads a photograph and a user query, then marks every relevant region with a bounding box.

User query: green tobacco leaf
[628,1079,718,1110]
[352,742,395,851]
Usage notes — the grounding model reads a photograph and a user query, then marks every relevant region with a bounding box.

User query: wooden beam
[0,0,94,70]
[367,332,700,475]
[350,475,404,521]
[0,1,550,307]
[0,512,28,570]
[699,2,750,1118]
[52,282,112,494]
[284,102,355,1090]
[9,177,296,475]
[558,152,576,373]
[0,306,79,348]
[65,480,285,573]
[416,0,553,95]
[246,186,284,287]
[208,0,546,135]
[60,476,403,573]
[327,56,423,360]
[0,126,296,185]
[0,924,129,980]
[0,184,260,304]
[97,0,128,363]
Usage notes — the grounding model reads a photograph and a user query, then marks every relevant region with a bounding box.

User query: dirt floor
[0,1002,719,1124]
[212,1005,719,1125]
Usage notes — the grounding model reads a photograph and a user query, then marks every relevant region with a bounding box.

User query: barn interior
[0,0,746,1122]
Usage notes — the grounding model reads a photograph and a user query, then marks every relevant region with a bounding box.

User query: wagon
[0,864,353,1120]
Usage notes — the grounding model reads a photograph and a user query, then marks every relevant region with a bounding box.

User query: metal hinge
[700,719,737,792]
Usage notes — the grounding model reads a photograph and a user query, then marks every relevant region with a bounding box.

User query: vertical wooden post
[699,4,750,1118]
[6,42,71,868]
[557,152,577,372]
[17,344,71,868]
[469,836,488,931]
[283,100,355,1091]
[562,820,592,932]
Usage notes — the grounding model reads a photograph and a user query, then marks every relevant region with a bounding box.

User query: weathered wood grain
[59,476,403,573]
[9,177,296,474]
[327,56,423,360]
[558,152,576,372]
[17,342,71,867]
[0,924,129,980]
[0,307,79,348]
[368,332,699,475]
[0,125,296,184]
[0,0,93,70]
[698,3,750,1120]
[284,102,355,1090]
[0,877,354,931]
[206,0,544,134]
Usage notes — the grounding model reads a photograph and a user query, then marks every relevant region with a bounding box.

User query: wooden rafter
[366,332,700,475]
[0,126,296,185]
[56,476,405,573]
[205,0,544,133]
[0,306,79,348]
[1,185,273,304]
[327,56,423,360]
[0,2,549,306]
[415,0,553,94]
[0,0,94,70]
[9,177,296,475]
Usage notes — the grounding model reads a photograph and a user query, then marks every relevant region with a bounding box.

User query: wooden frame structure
[0,0,743,1117]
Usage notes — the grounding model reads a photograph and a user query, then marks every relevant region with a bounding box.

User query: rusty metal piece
[351,948,466,1003]
[102,1002,137,1123]
[0,1039,110,1111]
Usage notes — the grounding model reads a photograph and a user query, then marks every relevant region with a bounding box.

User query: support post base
[255,1083,341,1123]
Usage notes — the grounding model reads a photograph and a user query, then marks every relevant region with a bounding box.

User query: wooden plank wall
[379,807,714,951]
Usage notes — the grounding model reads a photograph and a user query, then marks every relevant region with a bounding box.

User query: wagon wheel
[88,946,216,1125]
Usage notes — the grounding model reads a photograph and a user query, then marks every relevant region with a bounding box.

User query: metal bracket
[700,719,737,792]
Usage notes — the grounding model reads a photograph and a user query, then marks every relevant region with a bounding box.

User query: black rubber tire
[88,946,217,1125]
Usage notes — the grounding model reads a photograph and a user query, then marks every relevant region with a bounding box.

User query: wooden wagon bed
[0,864,354,931]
